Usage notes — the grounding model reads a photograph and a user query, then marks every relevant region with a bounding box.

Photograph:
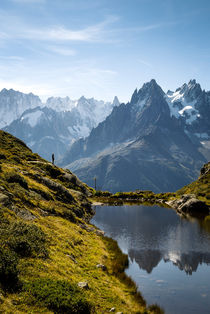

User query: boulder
[167,194,209,216]
[96,264,107,271]
[0,193,9,205]
[78,282,89,289]
[179,198,209,215]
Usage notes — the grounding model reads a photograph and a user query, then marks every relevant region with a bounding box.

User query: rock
[79,223,95,232]
[40,176,75,203]
[0,293,4,304]
[95,229,105,236]
[109,308,115,312]
[12,207,37,220]
[167,194,209,216]
[78,282,89,289]
[116,312,123,314]
[96,264,107,271]
[0,193,9,205]
[179,198,209,215]
[66,254,77,264]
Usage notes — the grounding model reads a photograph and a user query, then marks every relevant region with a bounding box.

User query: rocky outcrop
[167,194,209,216]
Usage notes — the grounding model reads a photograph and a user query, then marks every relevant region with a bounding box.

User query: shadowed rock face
[167,194,209,216]
[60,80,206,193]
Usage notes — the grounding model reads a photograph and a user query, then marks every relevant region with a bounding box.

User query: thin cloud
[0,14,119,43]
[0,55,24,61]
[48,46,76,56]
[138,59,153,68]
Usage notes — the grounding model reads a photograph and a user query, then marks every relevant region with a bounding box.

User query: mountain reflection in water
[128,249,210,275]
[91,204,210,314]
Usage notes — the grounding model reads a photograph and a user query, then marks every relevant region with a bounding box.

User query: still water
[91,205,210,314]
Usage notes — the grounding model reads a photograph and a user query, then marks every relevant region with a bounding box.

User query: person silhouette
[52,153,55,165]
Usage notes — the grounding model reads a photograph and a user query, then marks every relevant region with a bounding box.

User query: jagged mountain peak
[175,79,202,100]
[78,95,86,101]
[131,79,164,105]
[142,79,162,91]
[0,88,39,98]
[112,96,120,106]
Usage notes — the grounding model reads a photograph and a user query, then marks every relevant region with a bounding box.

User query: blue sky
[0,0,210,102]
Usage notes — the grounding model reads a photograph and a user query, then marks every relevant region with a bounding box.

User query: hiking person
[52,153,55,165]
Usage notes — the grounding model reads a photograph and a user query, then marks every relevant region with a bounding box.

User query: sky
[0,0,210,102]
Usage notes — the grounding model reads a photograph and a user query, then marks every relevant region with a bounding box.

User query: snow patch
[195,133,209,139]
[179,105,193,115]
[21,110,43,127]
[166,90,198,124]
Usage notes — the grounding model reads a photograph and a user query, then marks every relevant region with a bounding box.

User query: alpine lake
[91,204,210,314]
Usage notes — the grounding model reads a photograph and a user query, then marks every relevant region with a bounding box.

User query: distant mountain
[167,79,210,139]
[2,89,120,160]
[0,88,42,128]
[60,79,208,193]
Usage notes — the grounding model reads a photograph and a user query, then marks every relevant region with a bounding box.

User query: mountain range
[1,89,119,160]
[1,79,209,193]
[59,79,210,193]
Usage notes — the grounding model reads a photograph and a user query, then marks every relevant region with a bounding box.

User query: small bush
[0,247,19,290]
[0,153,6,160]
[61,209,77,223]
[6,172,28,189]
[44,164,62,179]
[24,278,92,313]
[148,304,164,314]
[95,190,112,197]
[7,222,48,258]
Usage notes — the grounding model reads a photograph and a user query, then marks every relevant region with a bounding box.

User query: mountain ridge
[1,89,120,160]
[60,79,209,193]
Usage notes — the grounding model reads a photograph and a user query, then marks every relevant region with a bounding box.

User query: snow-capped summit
[166,80,203,124]
[46,96,76,112]
[0,88,42,128]
[166,80,210,147]
[2,89,121,160]
[45,95,118,129]
[174,79,202,102]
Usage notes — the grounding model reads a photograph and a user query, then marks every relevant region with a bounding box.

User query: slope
[0,130,161,313]
[176,162,210,206]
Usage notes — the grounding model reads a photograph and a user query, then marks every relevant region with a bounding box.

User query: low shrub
[6,172,28,189]
[61,208,77,223]
[95,190,112,197]
[7,222,48,258]
[44,164,63,179]
[0,153,6,160]
[0,247,19,290]
[24,278,92,313]
[148,304,164,314]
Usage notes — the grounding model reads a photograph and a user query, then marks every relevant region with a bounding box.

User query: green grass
[24,278,92,313]
[0,130,161,313]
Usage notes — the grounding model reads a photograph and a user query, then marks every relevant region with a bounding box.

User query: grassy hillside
[0,130,161,314]
[176,162,210,206]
